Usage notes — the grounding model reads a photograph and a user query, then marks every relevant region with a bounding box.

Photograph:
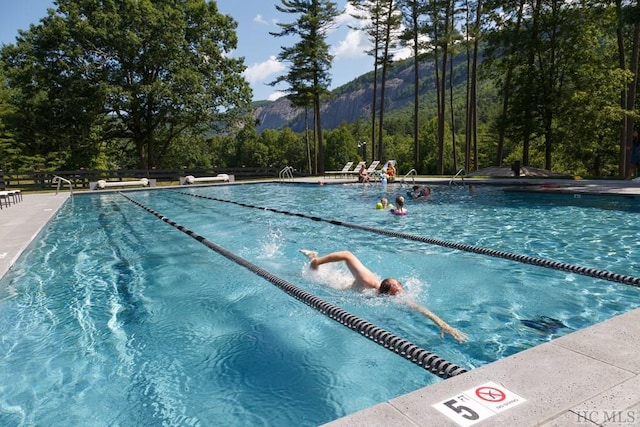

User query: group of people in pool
[304,183,471,342]
[375,185,432,215]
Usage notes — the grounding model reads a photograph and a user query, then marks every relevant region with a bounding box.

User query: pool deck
[2,178,640,427]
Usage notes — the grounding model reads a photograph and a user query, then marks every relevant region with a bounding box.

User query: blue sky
[0,0,386,101]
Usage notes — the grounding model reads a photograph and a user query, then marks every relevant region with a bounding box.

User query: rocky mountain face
[253,59,437,133]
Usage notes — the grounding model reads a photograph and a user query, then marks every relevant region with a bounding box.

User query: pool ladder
[401,169,417,186]
[449,168,465,186]
[279,166,295,182]
[52,175,74,196]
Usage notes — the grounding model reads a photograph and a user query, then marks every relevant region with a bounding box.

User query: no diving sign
[433,381,526,426]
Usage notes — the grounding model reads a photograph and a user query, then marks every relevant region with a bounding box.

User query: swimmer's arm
[403,300,468,343]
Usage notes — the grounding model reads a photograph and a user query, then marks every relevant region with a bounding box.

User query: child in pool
[376,197,394,210]
[390,196,407,215]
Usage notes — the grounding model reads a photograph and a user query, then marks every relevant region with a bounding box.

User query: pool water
[1,183,639,426]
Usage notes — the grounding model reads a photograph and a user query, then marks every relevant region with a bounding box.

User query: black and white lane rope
[175,191,640,289]
[119,192,468,380]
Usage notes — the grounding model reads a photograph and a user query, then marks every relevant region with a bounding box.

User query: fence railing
[0,167,282,192]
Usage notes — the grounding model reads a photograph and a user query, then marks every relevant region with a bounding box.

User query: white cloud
[331,28,368,60]
[329,2,371,61]
[333,2,361,30]
[393,46,413,61]
[243,55,285,84]
[253,14,268,25]
[268,91,287,101]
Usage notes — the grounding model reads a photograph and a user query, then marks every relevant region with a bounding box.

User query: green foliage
[324,124,358,170]
[1,0,638,179]
[1,0,252,170]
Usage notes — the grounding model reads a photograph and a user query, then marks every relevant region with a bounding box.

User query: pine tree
[270,0,340,174]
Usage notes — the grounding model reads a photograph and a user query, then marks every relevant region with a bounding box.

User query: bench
[179,174,234,185]
[90,178,157,190]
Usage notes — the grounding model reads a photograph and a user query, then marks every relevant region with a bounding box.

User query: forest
[0,0,638,179]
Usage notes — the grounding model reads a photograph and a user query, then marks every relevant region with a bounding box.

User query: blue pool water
[1,183,639,426]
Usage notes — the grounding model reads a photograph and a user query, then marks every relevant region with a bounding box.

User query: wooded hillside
[1,1,638,178]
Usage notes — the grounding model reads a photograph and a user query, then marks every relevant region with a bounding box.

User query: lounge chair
[344,161,367,177]
[325,161,355,178]
[364,160,381,178]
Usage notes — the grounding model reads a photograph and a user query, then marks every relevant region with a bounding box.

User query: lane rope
[119,192,468,380]
[174,190,640,288]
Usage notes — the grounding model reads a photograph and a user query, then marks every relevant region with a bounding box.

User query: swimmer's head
[378,278,404,296]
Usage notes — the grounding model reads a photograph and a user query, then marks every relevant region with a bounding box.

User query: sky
[0,0,388,102]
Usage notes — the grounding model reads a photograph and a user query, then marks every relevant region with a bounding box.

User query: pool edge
[0,192,70,281]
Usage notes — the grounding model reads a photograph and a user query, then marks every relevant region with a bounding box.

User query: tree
[484,0,527,167]
[349,0,384,161]
[424,0,455,174]
[270,0,340,175]
[464,0,484,173]
[614,0,640,178]
[0,66,20,170]
[375,0,403,162]
[324,123,358,169]
[1,0,252,170]
[398,0,429,172]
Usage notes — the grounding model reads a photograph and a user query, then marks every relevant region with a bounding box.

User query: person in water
[411,185,431,199]
[376,197,394,210]
[300,249,468,343]
[390,195,407,215]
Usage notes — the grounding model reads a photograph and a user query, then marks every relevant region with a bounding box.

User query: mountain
[253,58,441,133]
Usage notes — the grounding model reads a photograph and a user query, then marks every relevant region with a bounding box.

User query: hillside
[253,57,443,132]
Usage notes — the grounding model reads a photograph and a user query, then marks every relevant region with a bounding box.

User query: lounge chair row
[0,189,23,209]
[325,160,396,179]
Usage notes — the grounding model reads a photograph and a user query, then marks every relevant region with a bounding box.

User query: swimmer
[411,185,431,199]
[390,196,407,215]
[300,249,468,343]
[376,198,393,209]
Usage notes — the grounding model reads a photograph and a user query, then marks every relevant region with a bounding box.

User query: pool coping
[1,178,640,427]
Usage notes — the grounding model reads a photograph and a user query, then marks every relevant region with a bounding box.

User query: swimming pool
[1,183,639,426]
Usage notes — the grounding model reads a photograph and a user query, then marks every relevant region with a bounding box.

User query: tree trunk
[377,0,396,162]
[616,0,628,178]
[435,1,451,175]
[371,56,379,162]
[412,10,420,172]
[315,94,324,174]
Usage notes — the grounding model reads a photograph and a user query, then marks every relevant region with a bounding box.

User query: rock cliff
[253,58,439,132]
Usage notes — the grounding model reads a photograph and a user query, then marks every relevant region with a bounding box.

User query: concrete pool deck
[1,178,640,426]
